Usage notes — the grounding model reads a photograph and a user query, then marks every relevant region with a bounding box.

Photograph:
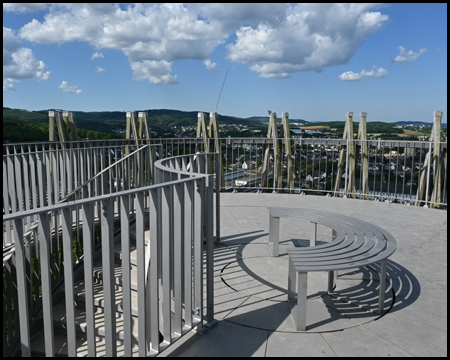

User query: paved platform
[160,194,447,357]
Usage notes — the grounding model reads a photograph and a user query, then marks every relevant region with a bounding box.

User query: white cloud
[95,66,105,73]
[3,26,50,91]
[3,3,47,13]
[14,4,390,82]
[204,59,220,73]
[130,60,179,85]
[91,52,104,60]
[226,4,389,79]
[339,66,388,81]
[58,81,82,93]
[3,78,19,91]
[392,46,428,62]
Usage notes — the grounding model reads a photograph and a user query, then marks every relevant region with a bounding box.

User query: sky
[3,3,447,123]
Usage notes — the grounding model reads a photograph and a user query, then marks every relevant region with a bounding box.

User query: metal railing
[3,145,220,356]
[135,137,447,208]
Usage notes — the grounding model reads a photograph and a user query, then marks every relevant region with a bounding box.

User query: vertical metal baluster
[173,182,184,336]
[38,212,55,356]
[100,197,117,357]
[13,218,31,356]
[119,195,132,355]
[81,202,96,357]
[184,180,193,329]
[135,192,147,356]
[161,185,173,343]
[193,178,204,330]
[61,207,76,357]
[149,188,160,353]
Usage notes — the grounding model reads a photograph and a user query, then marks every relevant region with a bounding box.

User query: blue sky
[3,3,447,123]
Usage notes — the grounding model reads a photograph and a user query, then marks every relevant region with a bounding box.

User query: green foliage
[3,120,49,142]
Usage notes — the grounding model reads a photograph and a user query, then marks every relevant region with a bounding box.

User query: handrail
[3,145,220,356]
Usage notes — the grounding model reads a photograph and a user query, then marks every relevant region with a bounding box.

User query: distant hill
[4,107,265,131]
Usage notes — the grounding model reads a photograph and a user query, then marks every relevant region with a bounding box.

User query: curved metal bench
[268,207,397,331]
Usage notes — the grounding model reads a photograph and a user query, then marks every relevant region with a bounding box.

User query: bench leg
[378,259,387,314]
[287,257,296,304]
[297,271,308,331]
[327,271,335,293]
[287,259,308,331]
[269,215,280,257]
[310,221,317,247]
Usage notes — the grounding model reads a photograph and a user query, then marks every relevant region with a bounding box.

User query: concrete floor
[160,193,447,357]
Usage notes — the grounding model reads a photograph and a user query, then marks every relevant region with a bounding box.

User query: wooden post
[334,112,354,197]
[415,111,443,207]
[358,112,369,200]
[430,111,443,208]
[49,111,56,142]
[125,112,132,155]
[261,112,278,191]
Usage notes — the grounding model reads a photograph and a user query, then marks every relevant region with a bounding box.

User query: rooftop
[160,193,447,357]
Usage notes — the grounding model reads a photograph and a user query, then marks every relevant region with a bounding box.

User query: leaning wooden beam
[333,112,353,196]
[55,110,68,146]
[281,112,294,193]
[415,111,443,207]
[261,112,278,190]
[68,112,78,142]
[197,112,209,153]
[274,114,282,192]
[358,112,369,200]
[209,112,225,188]
[346,113,356,198]
[139,112,154,179]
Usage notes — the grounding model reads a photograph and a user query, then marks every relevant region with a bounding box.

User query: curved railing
[3,143,220,356]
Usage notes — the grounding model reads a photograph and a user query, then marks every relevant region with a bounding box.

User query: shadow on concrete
[220,230,268,245]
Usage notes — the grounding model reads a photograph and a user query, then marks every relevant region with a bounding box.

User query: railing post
[215,153,221,242]
[204,174,217,328]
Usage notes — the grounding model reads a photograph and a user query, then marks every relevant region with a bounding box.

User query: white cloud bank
[95,66,106,73]
[392,46,428,62]
[5,3,390,85]
[58,81,82,93]
[339,66,388,81]
[3,26,50,91]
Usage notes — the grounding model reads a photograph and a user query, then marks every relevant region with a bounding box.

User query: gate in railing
[3,145,220,356]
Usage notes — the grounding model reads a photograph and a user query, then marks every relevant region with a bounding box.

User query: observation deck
[3,139,447,357]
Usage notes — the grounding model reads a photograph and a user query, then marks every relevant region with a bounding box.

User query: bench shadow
[217,232,421,331]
